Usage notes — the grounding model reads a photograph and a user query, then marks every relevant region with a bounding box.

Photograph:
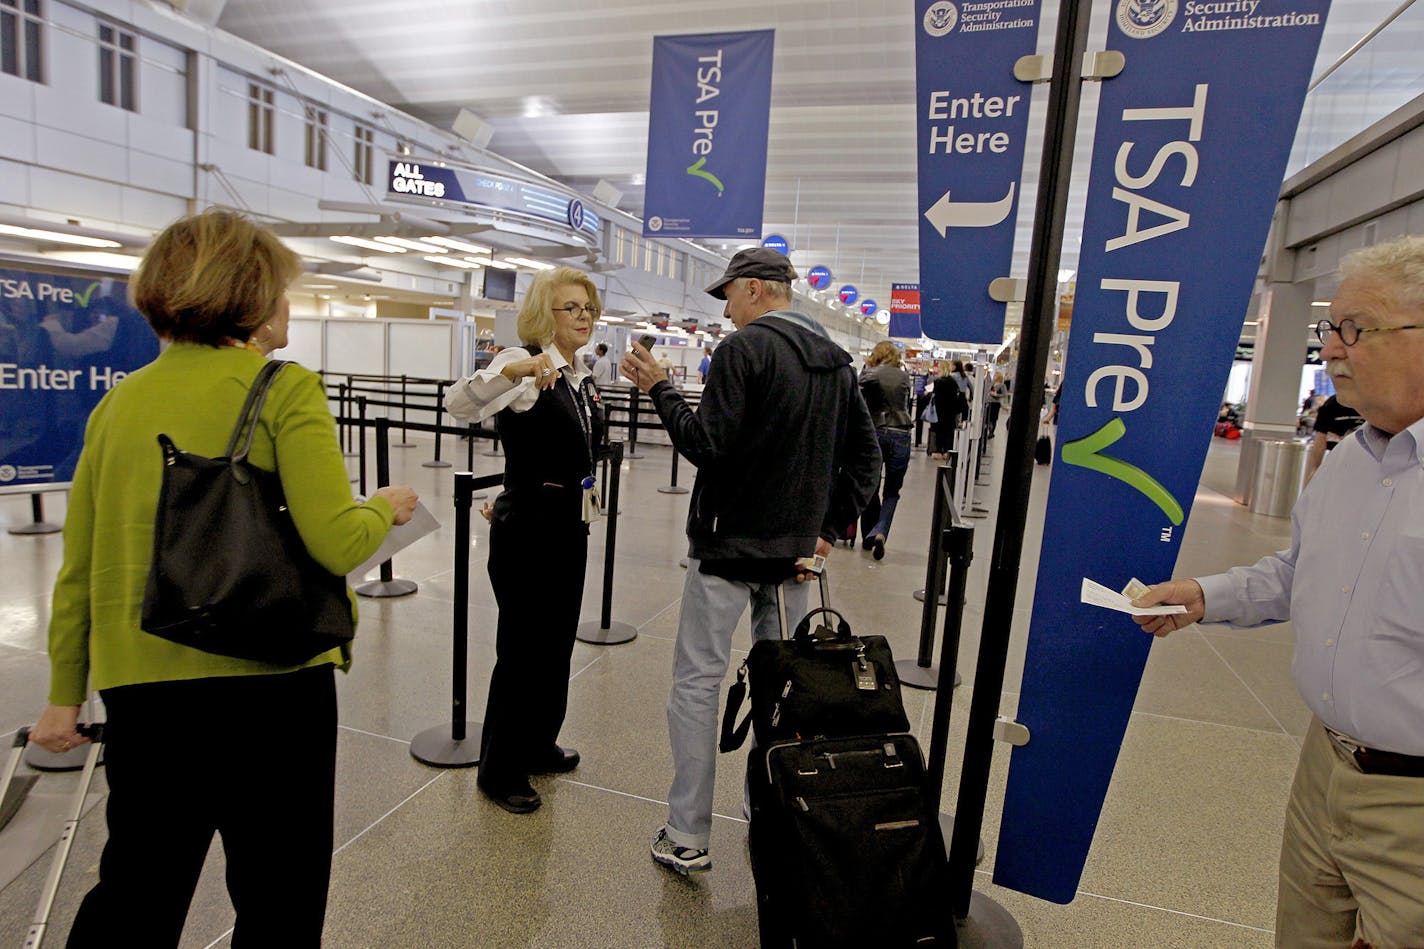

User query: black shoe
[478,776,542,814]
[871,536,886,561]
[860,536,874,551]
[531,745,580,774]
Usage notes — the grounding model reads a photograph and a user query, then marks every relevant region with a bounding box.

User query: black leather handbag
[140,360,355,664]
[720,607,910,752]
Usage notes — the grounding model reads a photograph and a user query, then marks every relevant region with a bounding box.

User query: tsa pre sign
[994,0,1330,904]
[0,268,160,488]
[643,30,774,239]
[914,0,1040,344]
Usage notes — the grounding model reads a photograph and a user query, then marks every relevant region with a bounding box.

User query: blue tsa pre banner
[914,0,1040,344]
[643,30,774,239]
[0,268,160,490]
[994,0,1330,904]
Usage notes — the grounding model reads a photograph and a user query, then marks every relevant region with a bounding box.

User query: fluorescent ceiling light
[1311,300,1331,307]
[481,258,518,270]
[424,255,483,269]
[427,236,492,255]
[374,236,447,254]
[332,235,406,253]
[599,315,625,323]
[0,224,123,248]
[1057,269,1076,283]
[42,251,141,271]
[504,256,556,271]
[304,283,337,289]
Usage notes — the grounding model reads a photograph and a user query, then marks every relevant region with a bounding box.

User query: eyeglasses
[552,303,600,319]
[1314,318,1424,347]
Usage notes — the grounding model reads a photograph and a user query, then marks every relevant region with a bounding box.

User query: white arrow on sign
[924,182,1017,236]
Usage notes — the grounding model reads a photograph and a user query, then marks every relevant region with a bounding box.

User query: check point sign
[914,0,1040,344]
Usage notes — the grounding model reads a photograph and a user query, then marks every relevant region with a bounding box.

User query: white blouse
[445,346,591,424]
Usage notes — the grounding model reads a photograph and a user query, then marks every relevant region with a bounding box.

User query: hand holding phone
[637,333,658,352]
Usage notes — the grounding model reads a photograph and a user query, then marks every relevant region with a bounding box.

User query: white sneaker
[650,825,711,875]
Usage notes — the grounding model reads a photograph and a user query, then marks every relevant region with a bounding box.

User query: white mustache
[1327,360,1352,378]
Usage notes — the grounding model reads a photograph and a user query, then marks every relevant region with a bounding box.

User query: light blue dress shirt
[1197,418,1424,756]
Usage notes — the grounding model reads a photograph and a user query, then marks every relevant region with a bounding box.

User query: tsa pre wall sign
[995,0,1331,904]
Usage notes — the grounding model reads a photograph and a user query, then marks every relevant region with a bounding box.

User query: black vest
[495,348,604,499]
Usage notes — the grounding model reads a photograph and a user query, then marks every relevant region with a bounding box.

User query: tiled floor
[0,421,1302,948]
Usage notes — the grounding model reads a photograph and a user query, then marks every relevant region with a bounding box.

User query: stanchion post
[357,397,369,497]
[356,417,418,599]
[625,388,644,459]
[900,464,952,691]
[423,381,453,468]
[410,472,500,767]
[395,374,415,448]
[947,0,1092,940]
[577,443,637,645]
[912,452,957,609]
[7,492,62,536]
[658,444,690,495]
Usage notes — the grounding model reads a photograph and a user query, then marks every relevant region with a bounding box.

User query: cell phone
[637,333,658,351]
[794,554,825,575]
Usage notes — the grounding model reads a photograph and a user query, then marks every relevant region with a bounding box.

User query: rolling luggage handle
[724,569,833,754]
[3,724,106,949]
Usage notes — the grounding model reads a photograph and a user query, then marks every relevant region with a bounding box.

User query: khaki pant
[1276,719,1424,948]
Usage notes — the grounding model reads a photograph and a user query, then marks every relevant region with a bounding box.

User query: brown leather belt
[1326,727,1424,778]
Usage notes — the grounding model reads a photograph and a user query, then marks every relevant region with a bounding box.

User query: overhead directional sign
[860,299,877,316]
[914,0,1041,344]
[807,265,833,290]
[839,285,858,306]
[994,0,1332,905]
[643,30,775,239]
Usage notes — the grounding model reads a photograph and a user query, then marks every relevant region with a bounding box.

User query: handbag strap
[224,360,288,463]
[718,661,752,753]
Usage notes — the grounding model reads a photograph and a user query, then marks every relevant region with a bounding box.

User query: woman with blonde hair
[446,266,604,813]
[27,208,417,946]
[857,341,913,559]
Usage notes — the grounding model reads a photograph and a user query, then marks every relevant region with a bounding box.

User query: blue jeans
[861,429,912,542]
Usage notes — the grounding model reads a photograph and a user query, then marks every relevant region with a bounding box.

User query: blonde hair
[866,341,902,367]
[1341,235,1424,312]
[131,208,301,345]
[516,266,601,348]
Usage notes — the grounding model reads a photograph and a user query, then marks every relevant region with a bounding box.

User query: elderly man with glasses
[1133,234,1424,949]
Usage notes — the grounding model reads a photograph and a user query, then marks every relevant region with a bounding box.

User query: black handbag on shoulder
[141,360,356,664]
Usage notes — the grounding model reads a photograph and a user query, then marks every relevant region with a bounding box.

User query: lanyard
[563,373,594,472]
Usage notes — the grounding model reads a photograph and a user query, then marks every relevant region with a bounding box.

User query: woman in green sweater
[27,209,417,947]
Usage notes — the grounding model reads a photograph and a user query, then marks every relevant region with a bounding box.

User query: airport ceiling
[217,1,1422,335]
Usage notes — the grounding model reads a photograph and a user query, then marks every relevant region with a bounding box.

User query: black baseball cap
[704,247,799,300]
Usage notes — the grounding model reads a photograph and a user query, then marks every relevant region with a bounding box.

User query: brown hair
[130,208,302,345]
[517,266,602,348]
[866,340,902,367]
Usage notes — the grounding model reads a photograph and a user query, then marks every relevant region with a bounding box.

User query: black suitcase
[749,734,955,948]
[1035,433,1052,465]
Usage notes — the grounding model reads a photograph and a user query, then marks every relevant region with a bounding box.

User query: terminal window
[1,0,44,83]
[247,82,274,154]
[97,22,136,111]
[354,124,375,185]
[304,105,328,171]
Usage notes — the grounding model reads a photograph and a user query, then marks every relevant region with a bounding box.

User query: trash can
[1250,439,1308,517]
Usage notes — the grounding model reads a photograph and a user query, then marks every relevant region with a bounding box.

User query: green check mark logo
[686,157,725,194]
[75,282,101,307]
[1061,417,1184,526]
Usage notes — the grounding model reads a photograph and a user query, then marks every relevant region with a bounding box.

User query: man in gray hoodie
[622,247,880,875]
